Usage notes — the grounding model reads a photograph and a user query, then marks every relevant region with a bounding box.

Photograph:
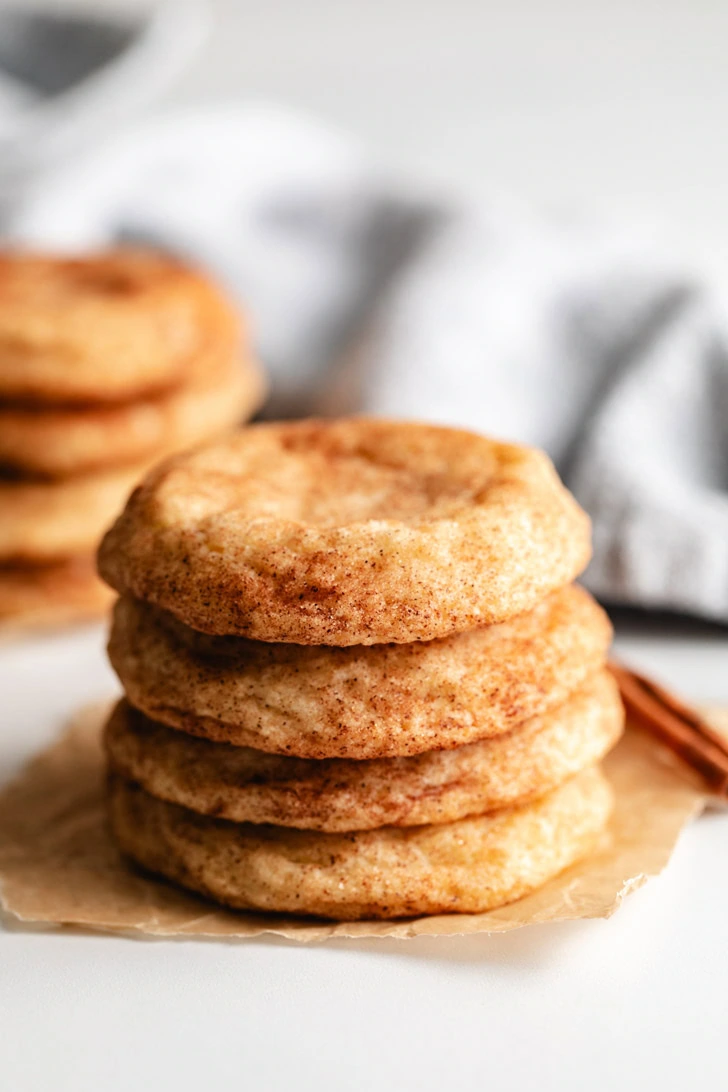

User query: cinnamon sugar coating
[105,671,623,831]
[99,418,592,645]
[0,249,241,403]
[108,766,613,920]
[0,348,264,477]
[108,584,612,758]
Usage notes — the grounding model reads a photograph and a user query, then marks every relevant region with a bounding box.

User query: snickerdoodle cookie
[108,584,611,758]
[0,556,114,631]
[98,418,591,644]
[0,347,265,478]
[104,670,622,831]
[108,765,613,919]
[0,249,240,403]
[0,461,152,562]
[0,248,265,633]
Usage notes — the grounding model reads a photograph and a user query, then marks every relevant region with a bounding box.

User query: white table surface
[1,616,727,1092]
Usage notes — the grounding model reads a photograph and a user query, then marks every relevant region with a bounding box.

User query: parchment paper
[0,704,723,942]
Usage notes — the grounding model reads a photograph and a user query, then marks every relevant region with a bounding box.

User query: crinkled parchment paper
[0,704,724,941]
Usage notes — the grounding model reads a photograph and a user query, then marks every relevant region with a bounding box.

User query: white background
[177,0,728,288]
[2,2,728,1089]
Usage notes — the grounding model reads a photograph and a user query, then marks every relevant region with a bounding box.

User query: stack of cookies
[0,250,264,631]
[99,418,623,921]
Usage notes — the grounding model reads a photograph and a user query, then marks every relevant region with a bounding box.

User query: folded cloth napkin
[0,1,206,213]
[0,13,726,621]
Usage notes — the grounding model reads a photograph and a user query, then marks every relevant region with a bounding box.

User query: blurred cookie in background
[0,248,266,634]
[0,349,263,478]
[0,557,115,635]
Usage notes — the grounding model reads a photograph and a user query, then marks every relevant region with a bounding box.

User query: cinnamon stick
[609,660,728,798]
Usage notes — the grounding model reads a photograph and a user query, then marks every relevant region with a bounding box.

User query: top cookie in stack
[100,418,623,921]
[100,417,592,643]
[0,250,265,631]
